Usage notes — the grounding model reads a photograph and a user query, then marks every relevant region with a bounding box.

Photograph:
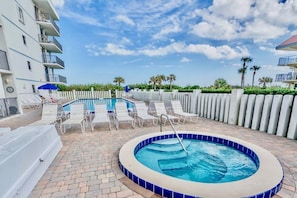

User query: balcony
[47,74,67,84]
[39,34,62,53]
[0,50,10,72]
[33,0,59,20]
[275,72,297,84]
[277,56,297,67]
[42,54,64,69]
[36,13,60,36]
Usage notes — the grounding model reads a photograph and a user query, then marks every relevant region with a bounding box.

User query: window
[22,35,26,45]
[27,61,31,70]
[18,6,25,24]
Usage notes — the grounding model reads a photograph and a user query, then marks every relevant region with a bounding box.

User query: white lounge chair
[61,103,87,133]
[91,103,111,131]
[30,103,63,126]
[114,102,135,129]
[134,101,158,127]
[151,101,179,125]
[168,100,198,123]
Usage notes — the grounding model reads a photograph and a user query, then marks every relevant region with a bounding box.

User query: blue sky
[52,0,297,87]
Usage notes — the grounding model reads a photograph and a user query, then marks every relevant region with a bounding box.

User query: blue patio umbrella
[38,83,58,90]
[125,85,129,92]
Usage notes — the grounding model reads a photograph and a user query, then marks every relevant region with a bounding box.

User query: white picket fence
[58,90,111,100]
[130,89,297,140]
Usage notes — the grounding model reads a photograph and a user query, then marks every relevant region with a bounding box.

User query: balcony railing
[275,72,297,82]
[36,12,60,36]
[0,50,10,71]
[33,0,59,20]
[278,56,297,67]
[42,54,65,69]
[38,34,62,53]
[47,74,67,84]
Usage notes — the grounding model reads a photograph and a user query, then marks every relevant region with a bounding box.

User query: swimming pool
[119,131,283,198]
[135,138,258,183]
[63,98,134,112]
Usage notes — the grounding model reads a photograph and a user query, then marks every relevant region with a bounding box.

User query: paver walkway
[1,110,297,197]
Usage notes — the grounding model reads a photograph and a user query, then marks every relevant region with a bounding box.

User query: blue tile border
[120,133,282,198]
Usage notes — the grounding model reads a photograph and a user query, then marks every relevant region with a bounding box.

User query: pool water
[135,138,258,183]
[63,98,134,112]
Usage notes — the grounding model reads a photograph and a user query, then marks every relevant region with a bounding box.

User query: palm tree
[214,78,228,89]
[156,74,166,89]
[258,77,273,88]
[113,76,125,86]
[149,76,158,90]
[250,65,261,87]
[167,74,176,91]
[238,67,247,86]
[240,56,253,88]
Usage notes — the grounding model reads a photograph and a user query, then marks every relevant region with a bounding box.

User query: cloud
[103,43,136,55]
[115,15,135,26]
[185,44,250,60]
[59,10,102,27]
[77,0,297,61]
[180,57,191,62]
[190,0,297,42]
[86,41,250,60]
[152,17,181,39]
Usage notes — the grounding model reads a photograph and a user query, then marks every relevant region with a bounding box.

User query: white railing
[58,90,111,100]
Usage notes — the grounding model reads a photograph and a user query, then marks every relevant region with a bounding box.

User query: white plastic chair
[169,100,198,123]
[114,102,135,129]
[134,101,158,127]
[61,103,87,133]
[30,103,62,126]
[152,101,179,125]
[91,103,111,131]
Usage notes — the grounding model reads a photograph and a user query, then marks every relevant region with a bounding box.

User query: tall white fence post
[228,89,244,125]
[219,94,226,122]
[191,90,201,114]
[259,95,273,132]
[224,95,230,123]
[276,95,293,137]
[73,90,76,100]
[91,87,94,99]
[267,95,283,135]
[287,95,297,139]
[238,94,248,127]
[244,94,256,128]
[251,95,265,130]
[215,94,221,121]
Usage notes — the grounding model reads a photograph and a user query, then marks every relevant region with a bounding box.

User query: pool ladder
[160,114,189,155]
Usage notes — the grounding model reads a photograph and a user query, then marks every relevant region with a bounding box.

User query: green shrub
[201,88,231,93]
[244,87,297,95]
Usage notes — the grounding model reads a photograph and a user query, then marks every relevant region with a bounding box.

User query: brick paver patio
[1,110,297,198]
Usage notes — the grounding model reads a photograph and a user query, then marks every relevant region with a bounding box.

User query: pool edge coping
[119,131,283,198]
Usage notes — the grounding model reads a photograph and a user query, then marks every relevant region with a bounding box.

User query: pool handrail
[160,113,188,154]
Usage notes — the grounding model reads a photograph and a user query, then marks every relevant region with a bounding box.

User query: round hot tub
[119,131,283,198]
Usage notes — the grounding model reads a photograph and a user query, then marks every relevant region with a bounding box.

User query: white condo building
[0,0,65,118]
[275,35,297,89]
